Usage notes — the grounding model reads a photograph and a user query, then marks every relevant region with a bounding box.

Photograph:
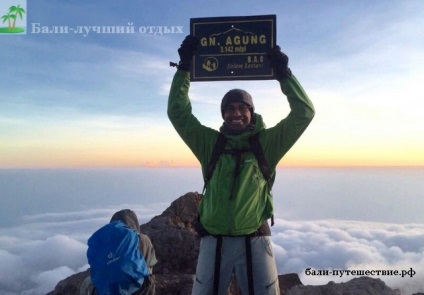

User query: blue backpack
[87,221,150,295]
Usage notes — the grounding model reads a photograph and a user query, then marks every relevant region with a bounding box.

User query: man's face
[223,102,252,131]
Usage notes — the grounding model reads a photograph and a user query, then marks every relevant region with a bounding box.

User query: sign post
[190,15,276,82]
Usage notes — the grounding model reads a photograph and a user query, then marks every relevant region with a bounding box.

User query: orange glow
[1,127,423,168]
[1,143,422,169]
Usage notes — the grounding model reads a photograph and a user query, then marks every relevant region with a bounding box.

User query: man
[168,35,315,295]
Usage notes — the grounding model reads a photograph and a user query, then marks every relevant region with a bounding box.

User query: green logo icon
[1,4,26,34]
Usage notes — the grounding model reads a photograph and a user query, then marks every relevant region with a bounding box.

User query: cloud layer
[272,219,424,295]
[0,205,157,295]
[1,208,423,295]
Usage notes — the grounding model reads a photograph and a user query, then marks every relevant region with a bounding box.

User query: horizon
[1,164,424,170]
[1,0,423,168]
[2,166,423,226]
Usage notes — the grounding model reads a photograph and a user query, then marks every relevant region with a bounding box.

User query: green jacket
[168,70,315,236]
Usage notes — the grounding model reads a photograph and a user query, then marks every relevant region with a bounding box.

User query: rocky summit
[49,192,400,295]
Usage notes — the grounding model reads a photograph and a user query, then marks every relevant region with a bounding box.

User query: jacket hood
[110,209,140,233]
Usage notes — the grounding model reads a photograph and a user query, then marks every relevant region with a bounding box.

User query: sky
[0,0,423,168]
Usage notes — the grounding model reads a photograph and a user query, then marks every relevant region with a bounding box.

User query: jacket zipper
[227,151,244,234]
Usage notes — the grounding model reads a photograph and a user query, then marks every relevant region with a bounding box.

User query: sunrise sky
[1,0,423,168]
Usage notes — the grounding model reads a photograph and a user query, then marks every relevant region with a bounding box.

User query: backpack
[87,220,150,295]
[203,132,274,225]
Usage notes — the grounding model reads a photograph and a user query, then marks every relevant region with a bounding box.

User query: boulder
[140,192,201,274]
[286,277,400,295]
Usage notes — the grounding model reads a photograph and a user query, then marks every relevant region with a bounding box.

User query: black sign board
[190,15,276,81]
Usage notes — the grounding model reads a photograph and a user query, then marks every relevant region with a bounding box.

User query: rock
[48,192,401,295]
[140,192,201,274]
[47,269,89,295]
[286,276,400,295]
[151,274,195,295]
[279,273,303,293]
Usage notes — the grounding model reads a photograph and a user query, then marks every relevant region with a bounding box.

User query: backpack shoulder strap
[249,132,275,226]
[248,133,271,185]
[203,132,227,194]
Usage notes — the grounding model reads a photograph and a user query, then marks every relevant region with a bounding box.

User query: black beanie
[221,89,254,117]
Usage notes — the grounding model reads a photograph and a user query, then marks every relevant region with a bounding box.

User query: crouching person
[81,209,157,295]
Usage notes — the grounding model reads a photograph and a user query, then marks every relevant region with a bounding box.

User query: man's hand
[267,46,292,80]
[177,35,198,71]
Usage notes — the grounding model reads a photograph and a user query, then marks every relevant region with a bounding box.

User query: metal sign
[190,15,276,81]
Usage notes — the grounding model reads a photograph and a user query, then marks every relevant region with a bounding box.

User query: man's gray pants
[192,235,280,295]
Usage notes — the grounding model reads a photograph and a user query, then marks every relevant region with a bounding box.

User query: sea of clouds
[0,207,423,295]
[1,167,423,294]
[273,219,424,294]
